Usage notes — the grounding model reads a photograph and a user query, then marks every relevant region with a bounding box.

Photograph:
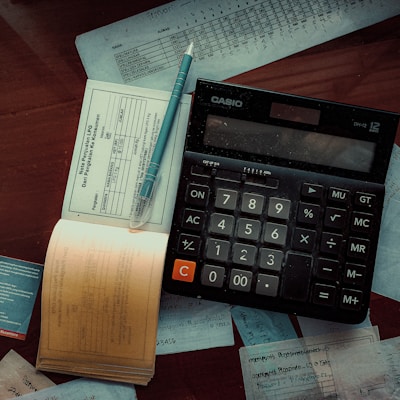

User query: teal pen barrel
[139,162,159,197]
[150,95,180,164]
[137,43,193,200]
[150,57,191,166]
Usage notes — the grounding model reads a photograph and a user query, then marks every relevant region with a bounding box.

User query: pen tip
[186,42,194,57]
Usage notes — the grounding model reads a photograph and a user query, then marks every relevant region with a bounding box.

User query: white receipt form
[239,326,379,400]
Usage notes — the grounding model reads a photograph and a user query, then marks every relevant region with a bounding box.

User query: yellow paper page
[37,219,167,373]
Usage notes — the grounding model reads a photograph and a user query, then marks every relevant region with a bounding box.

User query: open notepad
[36,79,191,385]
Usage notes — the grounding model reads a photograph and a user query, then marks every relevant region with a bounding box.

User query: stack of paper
[36,220,168,385]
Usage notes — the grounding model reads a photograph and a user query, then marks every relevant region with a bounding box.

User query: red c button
[172,259,196,282]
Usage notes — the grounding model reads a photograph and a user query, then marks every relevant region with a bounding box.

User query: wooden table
[1,2,399,399]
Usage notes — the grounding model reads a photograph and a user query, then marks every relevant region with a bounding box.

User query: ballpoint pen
[130,42,194,229]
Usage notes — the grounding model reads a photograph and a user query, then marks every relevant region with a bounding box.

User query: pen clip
[129,175,160,230]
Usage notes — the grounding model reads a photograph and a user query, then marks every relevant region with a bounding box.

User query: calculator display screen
[204,115,376,173]
[270,102,321,125]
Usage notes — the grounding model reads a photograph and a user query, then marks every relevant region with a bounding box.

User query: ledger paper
[76,0,400,93]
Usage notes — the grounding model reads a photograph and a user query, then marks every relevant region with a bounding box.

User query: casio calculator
[163,79,399,323]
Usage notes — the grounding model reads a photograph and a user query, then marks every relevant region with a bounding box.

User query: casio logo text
[211,96,243,107]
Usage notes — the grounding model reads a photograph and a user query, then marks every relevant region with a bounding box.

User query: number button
[229,269,253,292]
[201,265,225,288]
[215,188,238,210]
[209,213,235,236]
[264,222,288,246]
[258,248,284,271]
[241,193,265,215]
[205,238,230,262]
[268,197,291,220]
[237,218,261,241]
[232,243,257,266]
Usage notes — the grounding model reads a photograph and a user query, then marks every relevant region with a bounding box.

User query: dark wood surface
[1,2,399,399]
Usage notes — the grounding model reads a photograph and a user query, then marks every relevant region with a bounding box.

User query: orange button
[172,259,196,282]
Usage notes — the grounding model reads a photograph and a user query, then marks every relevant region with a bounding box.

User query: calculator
[163,79,399,323]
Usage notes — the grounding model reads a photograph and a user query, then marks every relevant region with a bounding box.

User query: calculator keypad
[164,157,384,324]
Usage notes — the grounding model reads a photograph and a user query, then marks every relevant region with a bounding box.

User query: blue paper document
[156,292,234,355]
[231,306,297,346]
[16,378,136,400]
[0,256,43,340]
[373,144,400,302]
